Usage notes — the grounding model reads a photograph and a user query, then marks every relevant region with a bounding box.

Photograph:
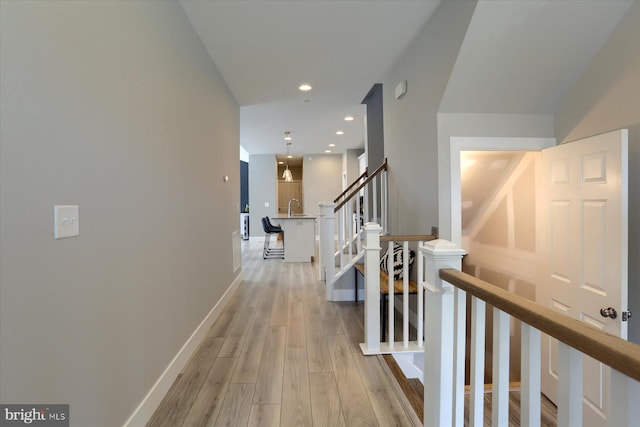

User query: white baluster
[469,296,486,427]
[557,342,583,427]
[610,369,640,427]
[387,241,394,348]
[361,222,382,354]
[422,239,466,427]
[381,170,388,233]
[453,287,466,426]
[347,198,354,263]
[520,324,540,427]
[417,241,424,348]
[372,177,378,223]
[403,241,409,347]
[363,183,369,223]
[338,207,345,270]
[492,308,510,427]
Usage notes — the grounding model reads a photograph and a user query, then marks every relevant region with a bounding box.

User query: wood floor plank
[286,299,305,347]
[334,301,366,354]
[181,357,237,427]
[309,373,346,427]
[248,404,281,427]
[281,347,313,427]
[218,303,255,358]
[326,334,379,427]
[270,279,289,327]
[301,270,321,316]
[253,326,286,405]
[231,312,270,384]
[305,312,325,338]
[354,351,414,427]
[317,298,343,335]
[210,383,255,427]
[146,336,225,427]
[207,288,247,338]
[306,333,333,374]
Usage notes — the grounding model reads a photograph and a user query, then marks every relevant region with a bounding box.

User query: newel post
[361,222,382,354]
[318,202,335,299]
[422,239,466,427]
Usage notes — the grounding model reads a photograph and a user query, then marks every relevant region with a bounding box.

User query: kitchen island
[271,214,316,262]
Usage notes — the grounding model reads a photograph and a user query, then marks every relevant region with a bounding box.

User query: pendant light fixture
[282,131,293,182]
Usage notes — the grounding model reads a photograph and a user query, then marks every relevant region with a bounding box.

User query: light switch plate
[54,205,79,239]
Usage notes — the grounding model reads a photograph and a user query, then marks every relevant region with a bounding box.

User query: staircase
[318,159,388,301]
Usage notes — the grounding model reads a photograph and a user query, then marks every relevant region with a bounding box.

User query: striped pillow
[380,242,415,280]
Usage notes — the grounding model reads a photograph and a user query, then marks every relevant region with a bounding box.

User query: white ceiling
[180,0,441,155]
[180,0,633,156]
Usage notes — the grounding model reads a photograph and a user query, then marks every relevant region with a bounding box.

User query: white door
[536,129,628,426]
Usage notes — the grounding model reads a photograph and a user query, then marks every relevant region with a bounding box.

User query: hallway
[147,240,420,426]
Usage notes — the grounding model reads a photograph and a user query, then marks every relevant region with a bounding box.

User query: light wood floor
[147,240,558,427]
[147,240,421,427]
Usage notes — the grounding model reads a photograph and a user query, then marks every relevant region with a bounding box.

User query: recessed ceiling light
[325,150,332,153]
[344,116,354,121]
[336,131,344,135]
[328,143,336,147]
[298,83,312,91]
[278,161,284,164]
[287,155,293,159]
[284,136,292,141]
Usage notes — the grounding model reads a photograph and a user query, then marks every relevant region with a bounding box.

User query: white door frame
[448,136,556,245]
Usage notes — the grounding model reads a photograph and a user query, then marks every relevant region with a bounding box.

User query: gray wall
[362,84,385,170]
[248,154,277,236]
[303,154,342,216]
[381,0,478,235]
[554,1,640,343]
[343,148,364,190]
[0,1,239,425]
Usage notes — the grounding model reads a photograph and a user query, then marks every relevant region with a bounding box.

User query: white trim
[332,288,361,302]
[123,272,243,427]
[359,341,424,355]
[392,352,424,381]
[449,137,555,245]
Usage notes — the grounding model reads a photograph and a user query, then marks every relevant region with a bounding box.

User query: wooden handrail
[381,228,439,242]
[334,159,387,212]
[440,269,640,382]
[334,168,368,203]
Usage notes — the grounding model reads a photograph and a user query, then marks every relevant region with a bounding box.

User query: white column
[362,222,382,353]
[318,202,335,300]
[422,239,466,427]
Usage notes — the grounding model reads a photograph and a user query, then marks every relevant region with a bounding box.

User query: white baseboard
[123,272,243,427]
[332,288,362,301]
[392,352,424,383]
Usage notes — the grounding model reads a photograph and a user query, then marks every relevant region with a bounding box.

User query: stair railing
[360,224,438,355]
[421,239,640,427]
[319,160,388,300]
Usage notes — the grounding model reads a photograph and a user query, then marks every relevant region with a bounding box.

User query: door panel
[537,129,628,426]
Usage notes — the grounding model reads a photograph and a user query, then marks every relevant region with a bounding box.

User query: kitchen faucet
[288,198,300,217]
